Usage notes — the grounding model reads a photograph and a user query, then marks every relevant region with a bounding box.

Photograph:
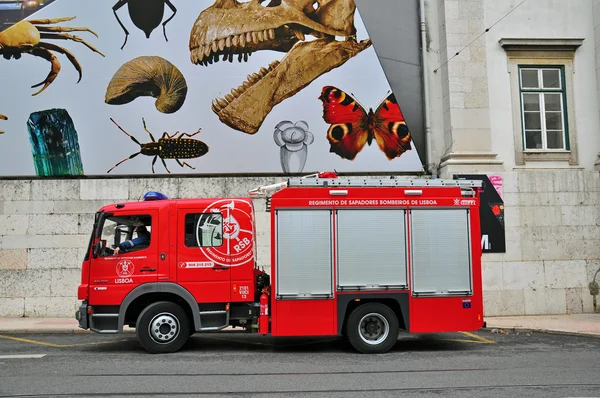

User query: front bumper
[75,301,89,330]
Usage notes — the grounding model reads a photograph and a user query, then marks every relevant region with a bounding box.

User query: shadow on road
[72,332,486,355]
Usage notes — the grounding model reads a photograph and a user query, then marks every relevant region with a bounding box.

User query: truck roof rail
[248,174,483,198]
[286,178,484,188]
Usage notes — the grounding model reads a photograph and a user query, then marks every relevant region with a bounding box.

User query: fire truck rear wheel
[136,301,191,354]
[346,303,399,354]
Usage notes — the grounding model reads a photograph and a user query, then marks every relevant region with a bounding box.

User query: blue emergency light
[143,191,169,201]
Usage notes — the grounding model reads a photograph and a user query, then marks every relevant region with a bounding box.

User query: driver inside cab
[114,225,150,255]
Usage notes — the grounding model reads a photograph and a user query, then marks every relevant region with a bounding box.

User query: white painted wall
[476,0,600,315]
[485,0,600,169]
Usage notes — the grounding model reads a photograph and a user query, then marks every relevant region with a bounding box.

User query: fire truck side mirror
[92,241,101,259]
[114,227,123,247]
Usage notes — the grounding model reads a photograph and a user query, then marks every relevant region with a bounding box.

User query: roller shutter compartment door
[336,209,408,289]
[275,209,333,298]
[410,209,472,296]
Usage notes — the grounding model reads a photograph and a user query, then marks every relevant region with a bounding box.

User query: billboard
[455,174,506,253]
[0,0,424,177]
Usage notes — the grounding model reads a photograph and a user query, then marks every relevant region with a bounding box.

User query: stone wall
[481,170,600,315]
[1,172,599,317]
[0,177,282,317]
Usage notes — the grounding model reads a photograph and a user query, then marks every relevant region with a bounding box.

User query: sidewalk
[0,314,599,336]
[484,313,600,338]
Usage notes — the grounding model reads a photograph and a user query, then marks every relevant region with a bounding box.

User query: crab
[0,113,6,134]
[189,0,371,135]
[0,16,105,96]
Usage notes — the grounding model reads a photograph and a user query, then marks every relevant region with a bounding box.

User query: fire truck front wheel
[136,301,191,354]
[346,303,399,354]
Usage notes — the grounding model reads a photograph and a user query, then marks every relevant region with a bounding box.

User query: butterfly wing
[372,93,412,160]
[319,86,369,160]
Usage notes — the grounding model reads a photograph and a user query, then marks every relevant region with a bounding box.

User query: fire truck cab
[76,173,485,354]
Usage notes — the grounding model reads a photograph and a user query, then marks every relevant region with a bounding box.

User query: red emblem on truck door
[198,199,254,267]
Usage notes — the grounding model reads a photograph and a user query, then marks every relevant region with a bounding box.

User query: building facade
[0,0,599,317]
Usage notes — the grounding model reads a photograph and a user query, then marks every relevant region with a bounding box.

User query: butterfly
[318,86,412,161]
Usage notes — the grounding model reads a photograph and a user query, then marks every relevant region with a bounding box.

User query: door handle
[140,267,156,272]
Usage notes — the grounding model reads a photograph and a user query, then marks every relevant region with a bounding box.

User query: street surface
[0,329,599,397]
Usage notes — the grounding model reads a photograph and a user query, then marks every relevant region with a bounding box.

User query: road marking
[0,335,64,347]
[443,338,492,344]
[0,334,129,348]
[459,331,496,344]
[0,354,46,359]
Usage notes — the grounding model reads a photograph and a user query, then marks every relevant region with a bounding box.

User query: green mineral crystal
[27,108,84,176]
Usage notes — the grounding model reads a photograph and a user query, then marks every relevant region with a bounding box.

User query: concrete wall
[480,170,600,315]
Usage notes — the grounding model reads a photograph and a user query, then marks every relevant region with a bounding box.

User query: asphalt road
[0,329,599,397]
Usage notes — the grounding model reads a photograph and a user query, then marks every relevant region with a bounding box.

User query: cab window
[184,213,223,248]
[98,215,152,257]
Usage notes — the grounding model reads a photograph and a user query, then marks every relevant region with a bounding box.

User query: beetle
[113,0,177,50]
[107,117,209,174]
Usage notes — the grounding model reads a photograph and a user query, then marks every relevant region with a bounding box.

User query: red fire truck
[76,173,485,354]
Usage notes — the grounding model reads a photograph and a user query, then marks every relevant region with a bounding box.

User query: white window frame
[519,67,567,151]
[500,38,583,166]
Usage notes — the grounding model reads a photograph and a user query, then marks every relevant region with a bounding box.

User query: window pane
[524,112,541,129]
[544,93,562,111]
[545,112,563,130]
[99,215,152,257]
[184,213,223,248]
[521,69,539,88]
[547,130,564,149]
[525,130,542,149]
[542,69,560,88]
[523,94,540,111]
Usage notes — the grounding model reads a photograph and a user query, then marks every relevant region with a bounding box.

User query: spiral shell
[105,56,188,114]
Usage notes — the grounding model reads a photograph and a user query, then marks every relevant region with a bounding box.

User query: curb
[484,326,600,339]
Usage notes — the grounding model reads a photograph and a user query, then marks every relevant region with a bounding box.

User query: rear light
[87,306,93,315]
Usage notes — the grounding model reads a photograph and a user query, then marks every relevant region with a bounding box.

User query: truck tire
[345,302,399,354]
[136,301,191,354]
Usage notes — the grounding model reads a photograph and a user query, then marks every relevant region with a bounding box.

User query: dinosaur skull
[189,0,371,134]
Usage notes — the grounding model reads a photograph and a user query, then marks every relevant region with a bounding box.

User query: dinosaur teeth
[292,28,305,41]
[257,31,264,42]
[232,35,239,46]
[252,31,259,44]
[239,33,246,47]
[217,98,228,108]
[226,93,235,102]
[226,36,232,48]
[211,41,218,53]
[268,28,275,40]
[246,32,252,44]
[218,38,226,51]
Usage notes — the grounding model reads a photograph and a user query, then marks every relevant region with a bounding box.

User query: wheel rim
[358,312,389,345]
[148,312,180,345]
